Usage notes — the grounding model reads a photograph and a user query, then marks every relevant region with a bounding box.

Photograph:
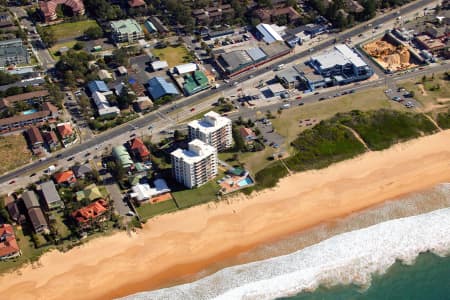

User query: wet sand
[1,130,449,300]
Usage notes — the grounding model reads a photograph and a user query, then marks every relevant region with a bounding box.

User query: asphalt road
[0,0,437,184]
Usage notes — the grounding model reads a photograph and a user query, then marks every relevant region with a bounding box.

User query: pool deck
[219,174,254,194]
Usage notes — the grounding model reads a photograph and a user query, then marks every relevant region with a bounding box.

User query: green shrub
[436,109,450,129]
[254,162,288,189]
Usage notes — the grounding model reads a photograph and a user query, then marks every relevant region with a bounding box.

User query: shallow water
[121,184,450,300]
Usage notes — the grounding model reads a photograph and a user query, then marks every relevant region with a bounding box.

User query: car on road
[30,173,36,177]
[318,97,326,101]
[296,96,302,100]
[314,92,320,95]
[56,154,62,158]
[130,133,136,137]
[298,102,305,106]
[9,180,15,184]
[85,152,91,157]
[190,107,196,112]
[67,156,74,161]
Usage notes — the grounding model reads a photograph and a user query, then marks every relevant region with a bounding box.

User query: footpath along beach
[0,130,449,300]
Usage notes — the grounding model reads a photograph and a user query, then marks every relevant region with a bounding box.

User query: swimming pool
[237,177,253,187]
[22,109,37,115]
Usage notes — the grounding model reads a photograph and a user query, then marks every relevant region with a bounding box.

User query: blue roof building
[87,81,110,94]
[147,77,179,100]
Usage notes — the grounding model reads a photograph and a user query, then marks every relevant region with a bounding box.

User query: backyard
[136,199,178,221]
[0,134,33,175]
[151,45,190,67]
[172,177,222,209]
[47,20,101,41]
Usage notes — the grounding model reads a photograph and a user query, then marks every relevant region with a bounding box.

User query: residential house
[0,12,14,29]
[128,0,146,8]
[112,145,134,170]
[92,91,120,117]
[40,181,64,210]
[0,224,21,260]
[87,80,112,95]
[27,207,49,233]
[57,122,76,146]
[130,178,171,203]
[54,170,77,185]
[72,164,93,179]
[71,199,108,229]
[22,190,40,211]
[240,127,256,143]
[129,137,150,162]
[134,96,153,112]
[6,201,25,224]
[42,131,59,150]
[25,126,44,152]
[75,184,103,202]
[254,6,300,24]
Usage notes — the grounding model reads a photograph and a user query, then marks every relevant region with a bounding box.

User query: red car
[190,108,196,112]
[296,96,302,100]
[9,180,15,184]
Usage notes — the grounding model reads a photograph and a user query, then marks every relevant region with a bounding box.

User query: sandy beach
[1,130,450,300]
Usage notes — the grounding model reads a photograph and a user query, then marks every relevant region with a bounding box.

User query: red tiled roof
[1,90,49,107]
[42,102,58,113]
[0,224,20,258]
[71,200,108,224]
[26,126,44,145]
[130,137,150,158]
[240,127,255,138]
[39,0,85,19]
[128,0,145,7]
[0,110,50,127]
[57,123,73,138]
[43,130,58,144]
[54,170,76,184]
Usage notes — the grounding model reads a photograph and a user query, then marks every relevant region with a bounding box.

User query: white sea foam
[121,207,450,300]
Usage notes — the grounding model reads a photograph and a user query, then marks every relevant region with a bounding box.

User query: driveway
[103,174,129,216]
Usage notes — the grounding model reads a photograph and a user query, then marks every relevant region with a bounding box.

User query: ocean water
[122,184,450,300]
[281,252,450,300]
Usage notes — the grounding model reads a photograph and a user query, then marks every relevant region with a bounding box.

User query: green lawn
[399,73,450,110]
[152,45,190,67]
[48,20,100,41]
[136,199,178,221]
[172,180,221,209]
[218,148,276,174]
[51,212,71,239]
[271,87,404,145]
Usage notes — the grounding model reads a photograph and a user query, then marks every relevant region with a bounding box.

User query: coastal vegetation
[436,109,450,129]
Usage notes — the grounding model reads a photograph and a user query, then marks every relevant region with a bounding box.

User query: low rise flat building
[0,90,49,110]
[0,101,58,133]
[92,91,120,117]
[0,39,29,67]
[188,111,232,151]
[110,19,144,44]
[147,77,179,100]
[171,139,218,189]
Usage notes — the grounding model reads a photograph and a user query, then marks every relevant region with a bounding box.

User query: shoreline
[0,130,449,300]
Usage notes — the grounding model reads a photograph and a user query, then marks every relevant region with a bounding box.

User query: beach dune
[1,130,450,300]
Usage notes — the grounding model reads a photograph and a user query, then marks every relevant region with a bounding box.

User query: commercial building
[414,35,446,54]
[147,77,179,100]
[110,19,144,44]
[0,39,29,67]
[307,44,373,88]
[256,23,284,44]
[180,70,210,96]
[174,63,198,75]
[150,60,168,71]
[40,181,64,210]
[188,111,232,152]
[171,139,218,189]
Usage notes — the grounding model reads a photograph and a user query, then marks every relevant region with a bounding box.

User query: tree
[116,85,136,109]
[84,26,103,40]
[112,48,129,66]
[37,26,57,47]
[73,42,84,50]
[0,71,19,86]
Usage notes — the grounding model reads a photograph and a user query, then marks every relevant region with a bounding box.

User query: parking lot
[255,119,285,151]
[384,86,420,109]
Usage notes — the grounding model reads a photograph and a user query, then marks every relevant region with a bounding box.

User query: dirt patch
[417,84,428,96]
[0,134,33,175]
[436,98,450,104]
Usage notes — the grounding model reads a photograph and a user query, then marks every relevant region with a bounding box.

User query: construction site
[362,33,421,73]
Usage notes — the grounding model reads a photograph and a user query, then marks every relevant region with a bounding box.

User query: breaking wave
[122,206,450,300]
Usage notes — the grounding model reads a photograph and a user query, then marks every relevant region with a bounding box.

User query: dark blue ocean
[279,252,450,300]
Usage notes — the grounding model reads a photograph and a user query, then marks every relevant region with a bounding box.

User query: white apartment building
[171,139,218,189]
[188,111,232,152]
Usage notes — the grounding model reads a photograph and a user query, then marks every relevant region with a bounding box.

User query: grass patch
[436,109,450,129]
[51,212,71,239]
[285,121,367,172]
[49,40,78,60]
[151,45,190,67]
[271,87,403,145]
[399,73,450,110]
[172,180,221,209]
[0,134,32,175]
[48,20,100,41]
[136,199,178,221]
[333,110,438,150]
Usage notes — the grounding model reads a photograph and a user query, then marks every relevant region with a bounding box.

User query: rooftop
[147,77,179,100]
[188,111,231,134]
[26,126,43,145]
[0,224,20,258]
[312,44,367,69]
[57,123,73,138]
[72,200,108,224]
[171,139,217,164]
[256,23,284,44]
[87,80,110,93]
[40,180,61,205]
[110,19,143,35]
[54,170,76,184]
